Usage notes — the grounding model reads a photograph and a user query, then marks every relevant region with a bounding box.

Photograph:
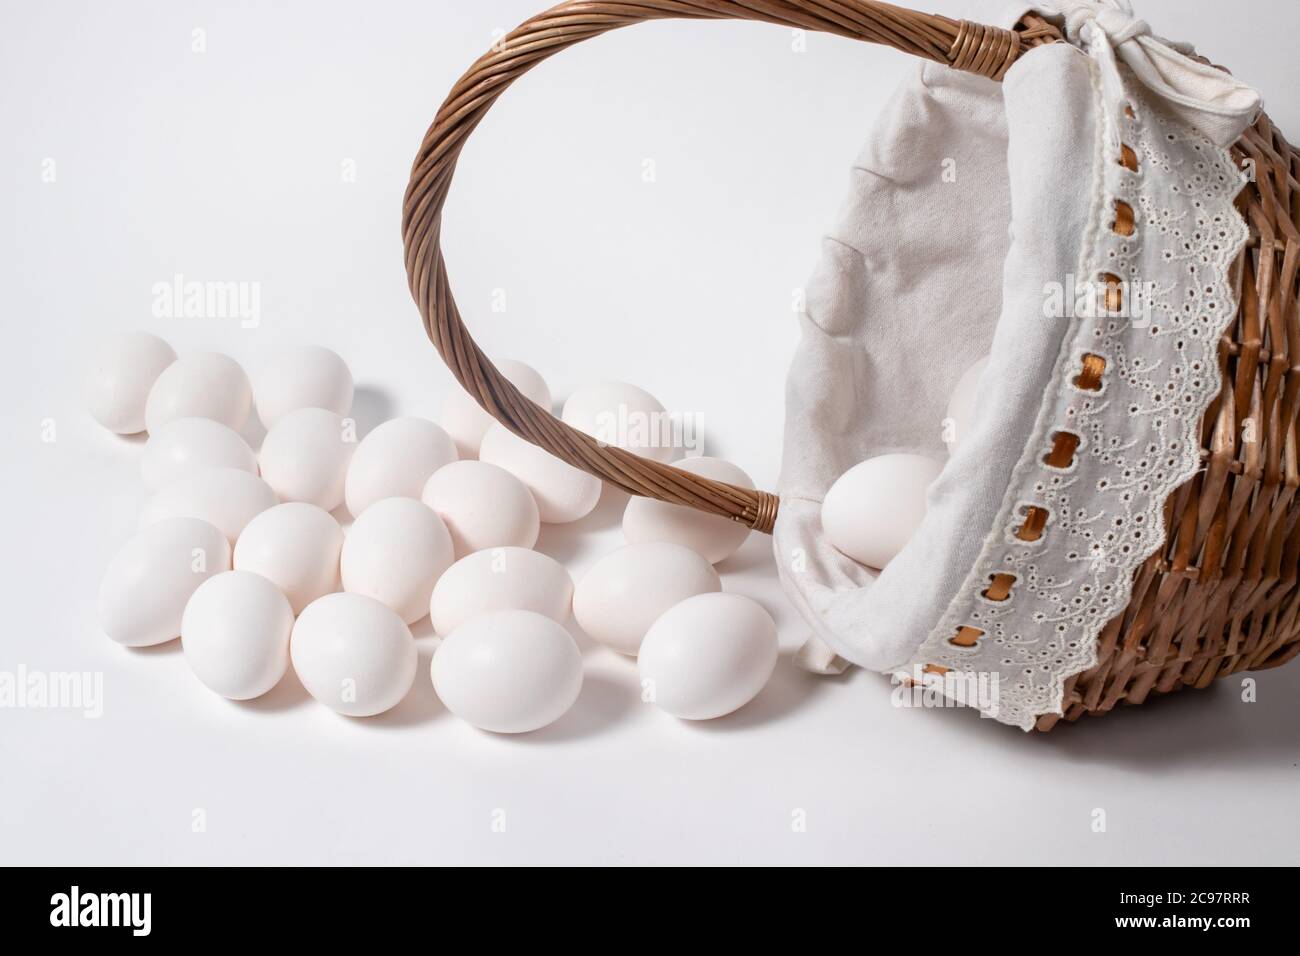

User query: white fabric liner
[775,41,1099,675]
[774,4,1251,728]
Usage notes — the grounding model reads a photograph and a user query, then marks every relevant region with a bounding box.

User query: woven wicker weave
[401,1,1300,729]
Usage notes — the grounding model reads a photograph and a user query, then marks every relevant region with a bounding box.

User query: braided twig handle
[402,1,1056,532]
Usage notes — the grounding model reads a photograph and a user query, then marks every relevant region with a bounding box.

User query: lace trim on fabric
[902,64,1250,730]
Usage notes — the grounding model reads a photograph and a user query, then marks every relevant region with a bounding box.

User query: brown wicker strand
[948,20,1019,80]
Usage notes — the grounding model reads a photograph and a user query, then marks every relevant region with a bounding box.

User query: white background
[2,0,1298,865]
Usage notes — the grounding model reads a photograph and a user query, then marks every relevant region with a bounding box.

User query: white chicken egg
[258,407,355,512]
[340,497,453,624]
[181,570,293,699]
[143,350,252,434]
[821,453,944,570]
[343,416,458,518]
[573,542,721,656]
[429,546,572,636]
[944,355,989,450]
[251,345,354,428]
[561,381,677,463]
[638,592,779,720]
[140,468,277,544]
[437,358,552,459]
[479,423,601,524]
[84,331,176,434]
[98,517,231,647]
[233,502,343,614]
[431,609,583,734]
[420,460,539,556]
[290,592,417,716]
[141,417,257,490]
[622,456,753,564]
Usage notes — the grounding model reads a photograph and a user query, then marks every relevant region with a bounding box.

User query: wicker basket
[401,0,1300,730]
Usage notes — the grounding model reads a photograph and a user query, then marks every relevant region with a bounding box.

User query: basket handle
[402,1,1058,533]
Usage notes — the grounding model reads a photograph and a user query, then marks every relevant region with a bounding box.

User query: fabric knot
[1062,0,1148,46]
[1037,0,1261,147]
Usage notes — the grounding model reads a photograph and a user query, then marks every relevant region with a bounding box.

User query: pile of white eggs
[819,356,987,570]
[88,332,779,733]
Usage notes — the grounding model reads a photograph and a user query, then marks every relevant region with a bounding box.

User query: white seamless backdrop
[1,0,1297,865]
